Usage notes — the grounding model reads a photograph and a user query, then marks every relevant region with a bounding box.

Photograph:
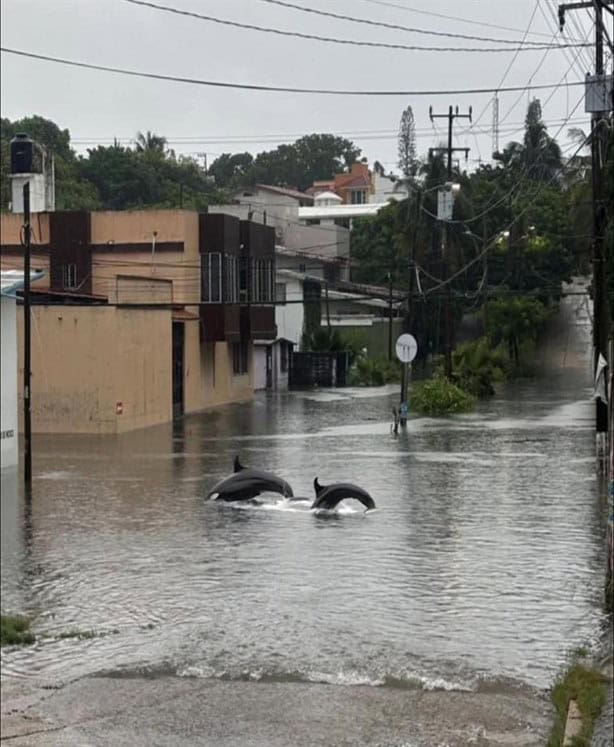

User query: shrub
[452,337,508,397]
[1,614,35,647]
[409,376,476,416]
[349,356,401,386]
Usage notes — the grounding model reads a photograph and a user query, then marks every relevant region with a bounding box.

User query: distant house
[307,162,408,205]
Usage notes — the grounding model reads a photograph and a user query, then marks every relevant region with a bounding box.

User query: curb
[563,699,582,745]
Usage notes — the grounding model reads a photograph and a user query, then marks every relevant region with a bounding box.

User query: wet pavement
[1,285,611,745]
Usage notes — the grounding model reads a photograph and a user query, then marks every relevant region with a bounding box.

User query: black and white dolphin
[311,478,376,511]
[207,456,294,502]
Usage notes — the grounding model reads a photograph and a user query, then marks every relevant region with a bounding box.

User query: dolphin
[207,457,294,501]
[311,478,376,511]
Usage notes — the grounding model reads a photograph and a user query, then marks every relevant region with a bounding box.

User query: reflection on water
[0,376,608,691]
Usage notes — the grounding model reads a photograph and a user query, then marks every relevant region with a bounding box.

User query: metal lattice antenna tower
[491,92,500,157]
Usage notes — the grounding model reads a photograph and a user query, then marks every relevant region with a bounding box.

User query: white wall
[276,277,304,348]
[253,346,268,390]
[1,296,18,468]
[371,171,408,203]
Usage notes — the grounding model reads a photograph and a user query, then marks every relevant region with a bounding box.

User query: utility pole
[559,0,613,434]
[429,105,472,378]
[388,272,394,360]
[22,183,32,485]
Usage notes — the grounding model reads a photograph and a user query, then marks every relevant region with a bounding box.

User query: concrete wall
[17,306,173,434]
[91,210,200,305]
[1,212,50,244]
[0,212,50,288]
[1,296,18,468]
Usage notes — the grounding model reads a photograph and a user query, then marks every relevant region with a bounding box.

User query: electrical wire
[1,47,587,97]
[254,0,558,47]
[342,0,582,41]
[121,0,589,53]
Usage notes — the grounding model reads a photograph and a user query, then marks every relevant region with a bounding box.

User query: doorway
[172,322,184,418]
[266,345,273,389]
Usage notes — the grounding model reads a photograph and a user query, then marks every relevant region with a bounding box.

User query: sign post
[395,333,418,426]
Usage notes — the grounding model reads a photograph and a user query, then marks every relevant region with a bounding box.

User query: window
[275,283,286,304]
[298,263,306,274]
[240,256,250,302]
[249,258,275,302]
[350,190,366,204]
[223,254,239,303]
[280,342,289,373]
[232,342,249,375]
[62,263,77,290]
[202,253,222,303]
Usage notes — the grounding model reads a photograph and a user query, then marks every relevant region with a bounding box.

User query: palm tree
[134,131,167,154]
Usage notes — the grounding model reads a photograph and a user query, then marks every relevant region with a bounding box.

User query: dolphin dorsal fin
[234,455,245,473]
[314,477,325,496]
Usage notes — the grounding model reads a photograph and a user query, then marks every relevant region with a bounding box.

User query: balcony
[200,304,241,342]
[240,305,277,341]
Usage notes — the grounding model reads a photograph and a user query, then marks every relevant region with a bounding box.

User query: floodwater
[0,287,610,709]
[1,383,609,697]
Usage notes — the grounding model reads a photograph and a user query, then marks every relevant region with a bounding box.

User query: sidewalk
[1,674,553,747]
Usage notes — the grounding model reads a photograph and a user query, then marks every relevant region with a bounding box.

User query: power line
[0,47,587,97]
[67,118,590,146]
[254,0,558,47]
[121,0,589,53]
[342,0,580,41]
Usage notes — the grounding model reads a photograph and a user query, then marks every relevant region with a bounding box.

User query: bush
[409,376,476,416]
[451,338,508,397]
[1,614,35,647]
[349,356,401,386]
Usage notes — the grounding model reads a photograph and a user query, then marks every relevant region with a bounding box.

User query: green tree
[208,152,254,189]
[483,295,550,365]
[250,133,361,191]
[497,99,562,181]
[135,130,167,154]
[398,105,418,178]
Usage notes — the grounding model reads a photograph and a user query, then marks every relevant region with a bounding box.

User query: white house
[1,269,44,469]
[253,269,305,391]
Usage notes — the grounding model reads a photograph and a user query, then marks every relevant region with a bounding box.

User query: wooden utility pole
[559,0,613,433]
[388,273,393,360]
[429,105,472,377]
[22,183,32,484]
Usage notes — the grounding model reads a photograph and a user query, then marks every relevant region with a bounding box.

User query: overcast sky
[0,0,598,173]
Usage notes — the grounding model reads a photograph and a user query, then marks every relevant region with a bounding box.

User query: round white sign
[395,333,418,363]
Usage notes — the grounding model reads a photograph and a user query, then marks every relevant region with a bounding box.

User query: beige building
[0,209,276,434]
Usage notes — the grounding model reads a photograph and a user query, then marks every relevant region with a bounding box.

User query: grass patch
[1,614,35,647]
[546,663,607,746]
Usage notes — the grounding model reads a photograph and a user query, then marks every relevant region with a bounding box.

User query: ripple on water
[0,378,606,692]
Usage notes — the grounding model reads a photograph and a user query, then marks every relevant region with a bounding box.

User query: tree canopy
[0,116,225,211]
[209,133,361,191]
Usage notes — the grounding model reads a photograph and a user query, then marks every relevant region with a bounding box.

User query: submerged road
[1,280,610,745]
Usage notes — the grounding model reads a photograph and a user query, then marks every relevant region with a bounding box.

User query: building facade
[0,209,276,433]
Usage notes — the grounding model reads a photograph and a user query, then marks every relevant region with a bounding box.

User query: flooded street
[1,295,611,745]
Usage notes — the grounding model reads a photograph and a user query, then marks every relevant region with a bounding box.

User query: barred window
[223,254,239,303]
[62,263,77,290]
[202,253,222,303]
